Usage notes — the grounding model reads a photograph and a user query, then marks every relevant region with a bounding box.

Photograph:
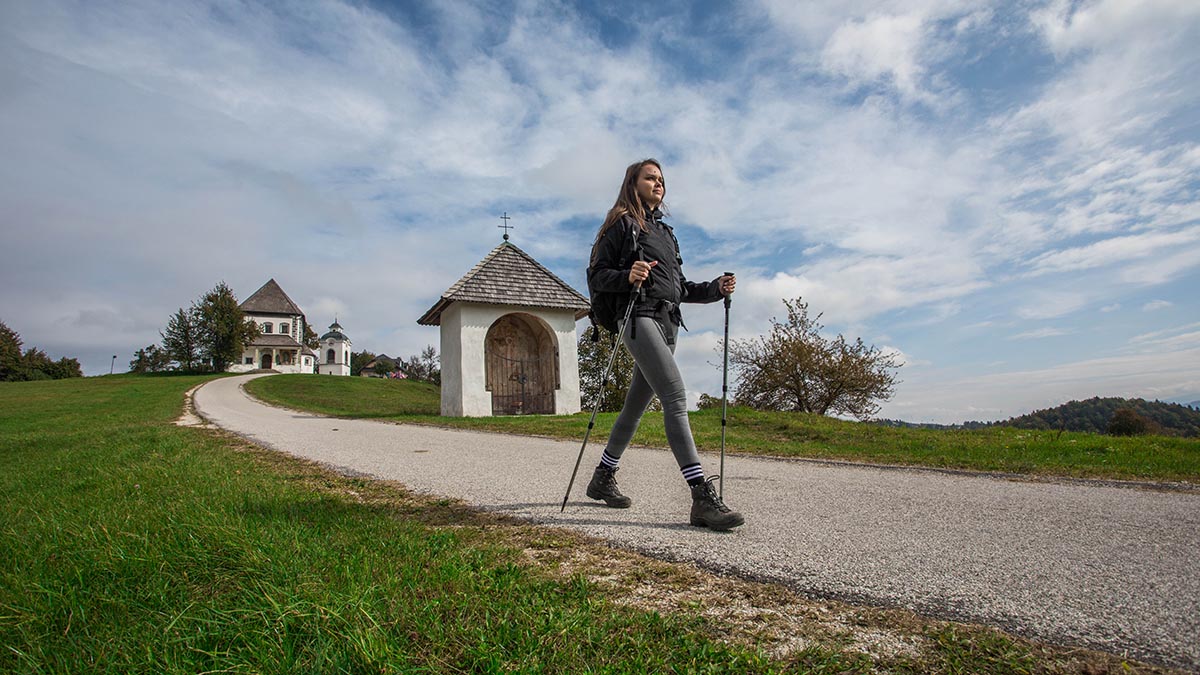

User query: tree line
[984,397,1200,438]
[0,320,83,381]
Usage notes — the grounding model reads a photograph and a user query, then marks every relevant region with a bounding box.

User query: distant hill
[991,397,1200,437]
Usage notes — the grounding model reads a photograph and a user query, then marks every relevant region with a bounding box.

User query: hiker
[585,158,744,531]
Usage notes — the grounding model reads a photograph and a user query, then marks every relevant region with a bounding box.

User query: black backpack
[586,221,641,340]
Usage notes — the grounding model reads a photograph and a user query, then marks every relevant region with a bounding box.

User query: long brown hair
[591,158,666,262]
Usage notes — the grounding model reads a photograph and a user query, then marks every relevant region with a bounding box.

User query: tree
[130,345,172,373]
[400,345,440,384]
[351,350,377,376]
[0,320,81,381]
[727,298,900,420]
[0,320,22,381]
[1107,408,1149,436]
[303,322,319,350]
[194,282,260,372]
[576,332,662,413]
[44,356,82,379]
[161,307,201,371]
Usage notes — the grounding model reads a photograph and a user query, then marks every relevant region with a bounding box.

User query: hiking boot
[690,477,744,531]
[586,465,632,508]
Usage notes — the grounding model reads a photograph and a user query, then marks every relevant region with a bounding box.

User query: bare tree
[728,298,900,420]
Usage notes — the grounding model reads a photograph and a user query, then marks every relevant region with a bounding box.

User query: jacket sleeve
[681,275,724,304]
[586,221,636,293]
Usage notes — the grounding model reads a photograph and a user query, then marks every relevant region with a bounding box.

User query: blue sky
[1,0,1197,423]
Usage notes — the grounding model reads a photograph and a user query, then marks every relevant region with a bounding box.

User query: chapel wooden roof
[417,242,590,326]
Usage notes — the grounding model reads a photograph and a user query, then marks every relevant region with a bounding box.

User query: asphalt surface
[194,374,1200,671]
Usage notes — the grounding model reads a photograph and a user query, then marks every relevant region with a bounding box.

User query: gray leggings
[602,316,702,471]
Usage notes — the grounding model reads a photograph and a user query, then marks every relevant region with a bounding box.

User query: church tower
[317,319,352,376]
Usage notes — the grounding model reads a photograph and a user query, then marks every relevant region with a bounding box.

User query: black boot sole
[586,487,631,508]
[689,514,745,531]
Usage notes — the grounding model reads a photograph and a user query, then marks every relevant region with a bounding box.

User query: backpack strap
[626,219,643,340]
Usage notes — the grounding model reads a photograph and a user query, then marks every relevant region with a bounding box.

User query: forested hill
[993,397,1200,437]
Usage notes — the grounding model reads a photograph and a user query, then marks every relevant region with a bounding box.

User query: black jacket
[587,210,723,328]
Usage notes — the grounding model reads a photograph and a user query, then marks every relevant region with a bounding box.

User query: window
[280,323,289,334]
[326,348,336,364]
[263,322,273,334]
[244,357,253,365]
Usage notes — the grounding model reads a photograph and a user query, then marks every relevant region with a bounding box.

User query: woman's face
[635,163,664,209]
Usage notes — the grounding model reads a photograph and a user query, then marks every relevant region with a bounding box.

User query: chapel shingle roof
[417,242,590,326]
[240,279,305,316]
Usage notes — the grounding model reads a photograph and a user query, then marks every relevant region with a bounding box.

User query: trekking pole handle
[722,271,734,308]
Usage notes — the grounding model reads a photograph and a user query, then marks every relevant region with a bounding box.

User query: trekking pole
[560,289,640,512]
[720,272,733,499]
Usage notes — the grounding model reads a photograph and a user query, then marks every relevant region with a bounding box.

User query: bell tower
[317,319,352,376]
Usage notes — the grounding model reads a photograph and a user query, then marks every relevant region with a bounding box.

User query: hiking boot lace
[701,476,731,513]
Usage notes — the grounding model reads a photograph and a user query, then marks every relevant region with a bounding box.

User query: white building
[418,240,590,417]
[228,278,317,374]
[317,319,352,376]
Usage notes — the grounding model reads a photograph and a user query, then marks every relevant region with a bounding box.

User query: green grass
[247,375,1200,483]
[1,375,1180,674]
[0,375,774,673]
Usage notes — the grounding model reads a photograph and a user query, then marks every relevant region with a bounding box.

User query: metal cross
[499,212,514,241]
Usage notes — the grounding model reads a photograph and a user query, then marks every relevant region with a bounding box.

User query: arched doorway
[260,353,273,369]
[485,313,558,415]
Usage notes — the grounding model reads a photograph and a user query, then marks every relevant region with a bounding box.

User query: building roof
[240,279,305,316]
[248,334,305,349]
[417,241,590,326]
[320,319,349,342]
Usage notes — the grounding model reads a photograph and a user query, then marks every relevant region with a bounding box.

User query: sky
[1,0,1198,424]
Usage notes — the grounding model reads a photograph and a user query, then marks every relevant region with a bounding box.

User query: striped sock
[680,463,705,486]
[599,451,621,470]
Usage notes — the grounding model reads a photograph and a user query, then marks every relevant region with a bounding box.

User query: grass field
[246,375,1200,483]
[0,375,1182,673]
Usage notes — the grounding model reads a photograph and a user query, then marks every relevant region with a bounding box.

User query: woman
[585,158,744,531]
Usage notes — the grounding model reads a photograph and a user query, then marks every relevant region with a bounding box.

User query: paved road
[195,374,1200,671]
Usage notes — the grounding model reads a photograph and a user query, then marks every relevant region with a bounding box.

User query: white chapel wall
[441,302,582,417]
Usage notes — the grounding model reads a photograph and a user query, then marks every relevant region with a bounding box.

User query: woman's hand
[719,274,736,296]
[628,260,658,285]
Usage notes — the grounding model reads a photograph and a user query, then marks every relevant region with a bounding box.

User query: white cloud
[1015,291,1088,320]
[1009,327,1070,340]
[1142,300,1172,312]
[1,0,1197,428]
[821,13,927,99]
[1028,227,1200,276]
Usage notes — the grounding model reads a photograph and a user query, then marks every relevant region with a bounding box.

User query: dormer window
[263,322,273,334]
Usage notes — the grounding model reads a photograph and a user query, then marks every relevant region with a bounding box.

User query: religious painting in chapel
[485,313,559,415]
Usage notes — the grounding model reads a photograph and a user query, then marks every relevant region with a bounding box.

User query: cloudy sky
[2,0,1197,423]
